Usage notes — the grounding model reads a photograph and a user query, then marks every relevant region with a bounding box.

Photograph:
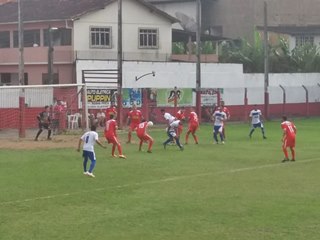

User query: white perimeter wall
[77,60,320,105]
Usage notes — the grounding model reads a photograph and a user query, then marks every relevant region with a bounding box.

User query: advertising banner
[156,87,193,106]
[87,88,142,109]
[122,88,142,108]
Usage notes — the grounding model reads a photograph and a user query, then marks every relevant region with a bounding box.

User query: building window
[0,31,10,48]
[139,28,158,49]
[0,73,28,85]
[295,35,314,47]
[44,28,72,46]
[42,73,59,85]
[13,29,40,47]
[90,27,111,48]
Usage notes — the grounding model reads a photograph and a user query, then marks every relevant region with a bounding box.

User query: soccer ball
[147,121,154,127]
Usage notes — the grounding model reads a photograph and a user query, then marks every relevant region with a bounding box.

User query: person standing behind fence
[52,100,64,135]
[249,105,267,139]
[35,105,52,141]
[281,116,297,162]
[96,109,106,127]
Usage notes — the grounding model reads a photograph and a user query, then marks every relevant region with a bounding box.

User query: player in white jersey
[163,119,184,151]
[249,105,267,139]
[212,107,227,144]
[77,125,106,177]
[161,109,176,124]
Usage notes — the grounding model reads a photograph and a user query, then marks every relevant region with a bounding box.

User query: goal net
[0,83,88,140]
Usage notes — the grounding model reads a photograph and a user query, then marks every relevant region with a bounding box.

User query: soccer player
[161,109,175,125]
[175,107,185,137]
[220,101,230,139]
[77,125,106,178]
[185,108,199,144]
[34,105,52,141]
[126,104,143,143]
[212,107,226,144]
[248,105,267,139]
[105,102,117,120]
[104,115,126,159]
[161,109,176,144]
[136,120,154,153]
[281,116,297,162]
[163,119,184,151]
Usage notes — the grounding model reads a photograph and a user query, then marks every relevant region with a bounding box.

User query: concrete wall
[77,60,320,105]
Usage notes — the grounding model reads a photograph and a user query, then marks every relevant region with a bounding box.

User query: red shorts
[137,134,152,142]
[129,123,139,131]
[188,124,198,133]
[283,137,295,148]
[105,133,119,145]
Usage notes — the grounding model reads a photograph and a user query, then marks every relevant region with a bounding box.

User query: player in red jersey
[105,103,117,120]
[281,116,297,162]
[136,120,154,153]
[185,108,199,144]
[126,104,143,143]
[175,107,185,137]
[220,101,230,139]
[104,115,126,159]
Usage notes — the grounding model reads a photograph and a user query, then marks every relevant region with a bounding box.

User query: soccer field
[0,118,319,240]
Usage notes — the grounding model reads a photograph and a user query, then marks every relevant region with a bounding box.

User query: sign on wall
[87,88,142,109]
[156,87,193,106]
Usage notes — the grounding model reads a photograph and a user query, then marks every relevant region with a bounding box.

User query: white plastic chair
[68,114,80,129]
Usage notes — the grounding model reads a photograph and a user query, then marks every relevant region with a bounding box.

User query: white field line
[1,157,319,206]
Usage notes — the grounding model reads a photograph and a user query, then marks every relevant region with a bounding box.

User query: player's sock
[148,140,153,152]
[249,129,254,137]
[117,144,123,155]
[35,129,42,140]
[47,130,52,139]
[220,133,224,142]
[185,132,189,144]
[163,138,171,146]
[176,138,182,148]
[112,145,116,156]
[291,147,295,160]
[213,133,218,143]
[283,148,289,159]
[193,134,198,144]
[83,158,88,172]
[127,133,131,143]
[89,159,96,173]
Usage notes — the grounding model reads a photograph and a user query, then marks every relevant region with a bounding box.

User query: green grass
[1,118,320,240]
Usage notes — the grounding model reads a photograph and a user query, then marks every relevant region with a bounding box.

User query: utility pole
[196,0,202,122]
[263,1,269,119]
[48,26,54,84]
[18,0,26,138]
[117,0,124,128]
[18,0,24,86]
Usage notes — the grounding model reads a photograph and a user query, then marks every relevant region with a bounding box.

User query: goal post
[0,83,89,139]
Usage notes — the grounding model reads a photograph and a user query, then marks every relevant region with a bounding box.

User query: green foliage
[172,42,186,54]
[219,33,320,73]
